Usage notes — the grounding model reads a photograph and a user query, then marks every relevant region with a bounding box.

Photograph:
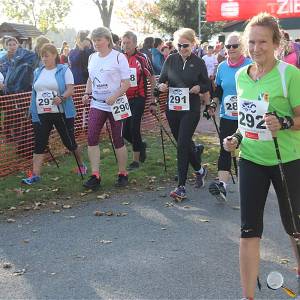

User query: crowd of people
[1,13,300,299]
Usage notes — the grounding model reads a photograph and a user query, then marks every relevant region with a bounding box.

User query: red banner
[206,0,300,21]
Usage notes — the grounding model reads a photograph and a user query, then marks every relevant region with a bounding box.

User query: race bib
[111,95,131,121]
[224,95,238,117]
[168,87,190,111]
[129,68,137,87]
[36,90,59,114]
[238,98,272,141]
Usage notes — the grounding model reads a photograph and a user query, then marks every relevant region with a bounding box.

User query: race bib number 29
[168,87,190,111]
[111,95,131,121]
[36,90,59,114]
[238,98,272,141]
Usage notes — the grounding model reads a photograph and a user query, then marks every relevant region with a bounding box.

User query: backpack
[5,48,37,94]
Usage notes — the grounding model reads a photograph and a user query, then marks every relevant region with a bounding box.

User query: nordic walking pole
[211,115,236,184]
[55,100,84,180]
[156,101,167,172]
[106,121,117,162]
[154,114,177,149]
[267,112,300,255]
[46,146,59,168]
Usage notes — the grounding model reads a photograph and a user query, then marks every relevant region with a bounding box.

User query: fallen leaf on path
[52,209,61,213]
[62,205,72,209]
[94,210,105,216]
[49,272,56,276]
[8,206,16,211]
[65,215,76,219]
[52,188,59,192]
[51,177,60,181]
[13,268,26,276]
[105,211,114,216]
[3,263,12,269]
[183,206,191,209]
[116,212,128,217]
[121,202,130,205]
[7,218,16,223]
[280,258,290,264]
[98,240,112,244]
[161,228,167,230]
[80,192,87,197]
[198,218,210,223]
[97,194,109,200]
[164,202,174,207]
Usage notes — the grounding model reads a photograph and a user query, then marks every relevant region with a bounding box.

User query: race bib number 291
[238,98,272,141]
[168,87,190,111]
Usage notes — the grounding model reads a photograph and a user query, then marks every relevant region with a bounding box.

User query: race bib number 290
[238,98,272,141]
[111,95,131,121]
[168,87,190,111]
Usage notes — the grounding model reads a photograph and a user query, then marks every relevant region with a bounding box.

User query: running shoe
[115,174,128,187]
[170,186,187,202]
[195,167,207,188]
[139,142,147,163]
[209,181,227,202]
[195,143,204,156]
[83,175,101,191]
[128,161,140,171]
[74,164,88,175]
[21,175,41,185]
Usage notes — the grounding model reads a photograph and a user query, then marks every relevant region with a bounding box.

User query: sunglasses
[225,44,239,49]
[177,43,190,49]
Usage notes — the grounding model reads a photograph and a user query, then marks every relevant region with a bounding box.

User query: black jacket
[159,53,210,112]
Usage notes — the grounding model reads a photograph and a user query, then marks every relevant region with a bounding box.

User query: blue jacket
[151,48,165,75]
[30,64,76,123]
[0,47,37,94]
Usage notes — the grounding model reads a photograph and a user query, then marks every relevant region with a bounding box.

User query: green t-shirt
[236,60,300,166]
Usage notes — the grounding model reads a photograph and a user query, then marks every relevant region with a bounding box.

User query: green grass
[0,133,219,210]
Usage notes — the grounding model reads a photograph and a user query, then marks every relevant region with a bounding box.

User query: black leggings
[239,158,300,238]
[218,118,238,171]
[166,110,201,186]
[123,96,145,152]
[33,113,77,154]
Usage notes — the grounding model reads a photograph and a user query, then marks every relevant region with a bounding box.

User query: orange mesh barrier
[0,82,168,177]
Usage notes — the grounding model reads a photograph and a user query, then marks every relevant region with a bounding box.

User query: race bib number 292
[238,98,272,141]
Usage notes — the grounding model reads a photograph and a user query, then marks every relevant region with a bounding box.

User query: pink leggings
[87,107,124,149]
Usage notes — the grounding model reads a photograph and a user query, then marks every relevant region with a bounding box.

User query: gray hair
[91,27,113,48]
[122,31,137,45]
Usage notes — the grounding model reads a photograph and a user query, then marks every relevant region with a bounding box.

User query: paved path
[0,179,297,299]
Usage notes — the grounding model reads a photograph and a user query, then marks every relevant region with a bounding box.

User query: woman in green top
[224,13,300,300]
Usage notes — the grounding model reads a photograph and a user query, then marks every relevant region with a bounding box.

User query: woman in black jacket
[152,28,210,201]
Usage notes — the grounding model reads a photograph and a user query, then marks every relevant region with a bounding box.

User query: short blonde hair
[91,27,113,48]
[173,28,197,45]
[244,13,281,45]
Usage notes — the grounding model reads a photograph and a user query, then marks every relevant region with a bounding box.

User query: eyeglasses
[225,44,239,49]
[177,43,190,49]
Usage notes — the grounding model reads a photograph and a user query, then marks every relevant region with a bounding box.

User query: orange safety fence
[0,84,168,177]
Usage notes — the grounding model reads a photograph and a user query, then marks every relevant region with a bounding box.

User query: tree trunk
[93,0,114,28]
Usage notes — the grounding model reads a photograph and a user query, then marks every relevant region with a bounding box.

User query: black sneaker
[83,175,101,191]
[195,143,204,156]
[115,174,128,187]
[128,161,140,171]
[209,181,227,202]
[139,142,147,163]
[195,167,208,188]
